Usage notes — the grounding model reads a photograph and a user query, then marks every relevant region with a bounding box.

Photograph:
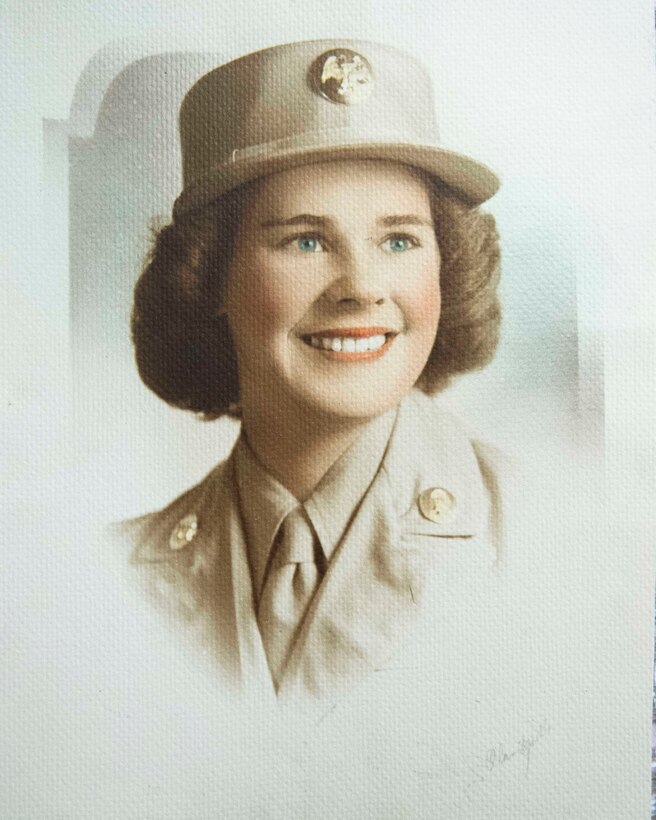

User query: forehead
[244,159,432,215]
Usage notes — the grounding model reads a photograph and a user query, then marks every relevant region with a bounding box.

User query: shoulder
[101,456,239,626]
[109,458,234,561]
[397,389,518,482]
[386,391,512,529]
[470,437,520,502]
[390,391,524,555]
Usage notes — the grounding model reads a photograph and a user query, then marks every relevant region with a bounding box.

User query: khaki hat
[173,39,499,219]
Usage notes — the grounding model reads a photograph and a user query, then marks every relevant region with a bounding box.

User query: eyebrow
[378,214,434,228]
[258,213,434,229]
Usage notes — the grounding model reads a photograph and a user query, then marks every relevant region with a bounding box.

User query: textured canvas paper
[2,2,654,818]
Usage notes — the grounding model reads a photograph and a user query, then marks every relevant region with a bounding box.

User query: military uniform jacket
[106,390,615,814]
[116,390,528,705]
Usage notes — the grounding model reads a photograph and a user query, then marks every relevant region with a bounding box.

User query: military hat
[173,38,499,219]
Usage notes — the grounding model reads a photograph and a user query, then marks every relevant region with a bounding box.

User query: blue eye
[295,235,322,253]
[385,236,415,253]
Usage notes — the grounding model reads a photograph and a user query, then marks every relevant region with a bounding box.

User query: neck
[240,397,375,501]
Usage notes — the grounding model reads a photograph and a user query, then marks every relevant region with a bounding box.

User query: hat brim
[173,139,500,219]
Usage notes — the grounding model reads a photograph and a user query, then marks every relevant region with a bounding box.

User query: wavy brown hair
[131,170,501,418]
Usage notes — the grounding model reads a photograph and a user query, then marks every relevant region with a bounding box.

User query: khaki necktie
[258,506,321,688]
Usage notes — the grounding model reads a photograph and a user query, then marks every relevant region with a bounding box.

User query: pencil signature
[465,717,551,792]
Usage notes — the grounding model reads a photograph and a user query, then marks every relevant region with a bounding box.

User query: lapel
[277,391,500,703]
[127,457,275,701]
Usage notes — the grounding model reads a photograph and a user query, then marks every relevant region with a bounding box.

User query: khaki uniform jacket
[117,390,519,705]
[107,390,621,813]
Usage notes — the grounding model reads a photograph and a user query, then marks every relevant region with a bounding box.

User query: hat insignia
[310,49,373,105]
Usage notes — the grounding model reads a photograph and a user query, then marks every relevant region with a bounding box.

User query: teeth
[307,334,389,352]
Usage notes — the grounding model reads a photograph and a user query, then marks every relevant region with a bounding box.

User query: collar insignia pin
[418,487,456,524]
[169,513,198,550]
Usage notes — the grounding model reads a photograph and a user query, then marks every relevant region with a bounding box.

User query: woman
[122,38,506,704]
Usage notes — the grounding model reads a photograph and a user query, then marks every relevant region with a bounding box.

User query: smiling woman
[123,38,506,701]
[133,164,500,424]
[226,162,441,440]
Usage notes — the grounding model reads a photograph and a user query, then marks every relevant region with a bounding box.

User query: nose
[322,248,388,307]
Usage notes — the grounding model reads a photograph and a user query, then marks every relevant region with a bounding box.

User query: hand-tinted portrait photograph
[4,3,654,818]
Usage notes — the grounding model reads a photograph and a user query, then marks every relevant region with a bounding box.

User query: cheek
[250,284,289,335]
[228,254,283,333]
[228,251,316,340]
[404,263,441,335]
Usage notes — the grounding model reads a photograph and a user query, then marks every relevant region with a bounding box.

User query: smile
[300,327,398,361]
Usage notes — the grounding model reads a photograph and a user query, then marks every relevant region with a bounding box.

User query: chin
[292,380,412,423]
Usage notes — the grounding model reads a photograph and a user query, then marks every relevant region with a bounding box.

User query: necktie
[258,506,321,688]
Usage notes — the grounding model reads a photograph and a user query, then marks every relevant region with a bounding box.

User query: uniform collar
[303,406,397,562]
[234,406,397,600]
[278,390,497,701]
[233,438,296,600]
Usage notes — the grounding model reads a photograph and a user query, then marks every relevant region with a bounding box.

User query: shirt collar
[234,437,297,600]
[234,406,398,599]
[303,406,397,563]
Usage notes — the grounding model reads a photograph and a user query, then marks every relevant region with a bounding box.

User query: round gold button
[169,513,198,550]
[418,487,456,523]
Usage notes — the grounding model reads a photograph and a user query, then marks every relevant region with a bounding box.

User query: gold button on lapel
[418,487,456,523]
[169,513,198,550]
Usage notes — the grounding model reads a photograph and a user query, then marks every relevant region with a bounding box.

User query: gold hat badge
[310,48,374,105]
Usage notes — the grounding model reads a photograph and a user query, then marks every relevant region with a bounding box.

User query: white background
[2,1,655,817]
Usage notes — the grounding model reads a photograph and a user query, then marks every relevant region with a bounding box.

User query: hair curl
[131,171,501,418]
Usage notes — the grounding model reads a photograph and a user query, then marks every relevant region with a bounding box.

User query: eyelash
[280,232,324,249]
[280,232,422,251]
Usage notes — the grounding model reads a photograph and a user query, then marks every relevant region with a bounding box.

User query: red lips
[306,326,394,338]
